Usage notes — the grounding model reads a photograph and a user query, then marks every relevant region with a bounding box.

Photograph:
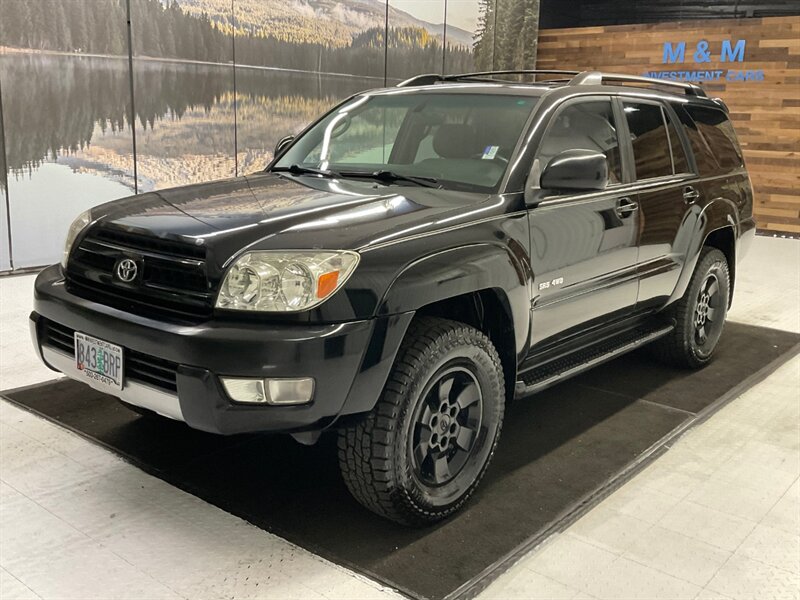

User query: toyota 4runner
[31,70,755,525]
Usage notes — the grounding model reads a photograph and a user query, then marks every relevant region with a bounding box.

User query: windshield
[273,91,539,193]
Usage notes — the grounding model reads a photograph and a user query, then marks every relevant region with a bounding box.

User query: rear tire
[337,317,505,526]
[653,247,730,369]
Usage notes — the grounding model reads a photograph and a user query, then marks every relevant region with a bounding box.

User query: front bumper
[32,265,412,435]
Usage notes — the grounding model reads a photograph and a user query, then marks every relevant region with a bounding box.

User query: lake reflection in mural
[0,52,376,267]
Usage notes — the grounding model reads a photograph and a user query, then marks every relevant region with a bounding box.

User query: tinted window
[666,112,690,173]
[672,103,718,174]
[536,100,622,185]
[685,105,744,170]
[624,102,672,180]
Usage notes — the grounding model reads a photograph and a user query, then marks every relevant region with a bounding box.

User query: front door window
[535,99,623,186]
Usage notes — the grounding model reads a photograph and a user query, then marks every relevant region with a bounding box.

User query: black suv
[32,70,755,525]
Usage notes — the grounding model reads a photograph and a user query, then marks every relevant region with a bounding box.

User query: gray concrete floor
[1,236,798,599]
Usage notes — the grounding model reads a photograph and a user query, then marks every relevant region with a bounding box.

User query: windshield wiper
[272,164,338,178]
[338,170,441,189]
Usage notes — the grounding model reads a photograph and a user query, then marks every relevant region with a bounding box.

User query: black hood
[93,173,499,267]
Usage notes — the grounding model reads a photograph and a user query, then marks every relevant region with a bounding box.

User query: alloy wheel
[694,273,722,346]
[409,366,483,487]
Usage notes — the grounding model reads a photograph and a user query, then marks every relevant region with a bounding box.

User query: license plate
[74,332,124,391]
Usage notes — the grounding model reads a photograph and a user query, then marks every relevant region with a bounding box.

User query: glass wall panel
[444,0,491,74]
[0,198,9,271]
[0,0,537,271]
[0,0,134,269]
[233,1,385,173]
[492,0,539,70]
[130,0,236,191]
[0,80,10,271]
[386,1,446,82]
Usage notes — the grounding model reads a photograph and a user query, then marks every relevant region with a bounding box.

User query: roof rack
[396,69,707,98]
[446,69,581,82]
[396,74,444,87]
[568,71,707,97]
[396,70,580,87]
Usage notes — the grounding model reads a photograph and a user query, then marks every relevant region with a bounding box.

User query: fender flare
[376,242,531,357]
[667,197,739,306]
[336,243,531,419]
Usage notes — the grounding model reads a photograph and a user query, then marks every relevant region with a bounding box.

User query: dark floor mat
[4,322,798,600]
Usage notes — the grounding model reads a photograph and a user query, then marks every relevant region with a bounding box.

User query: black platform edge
[445,339,800,600]
[2,376,64,397]
[2,340,799,600]
[0,378,421,600]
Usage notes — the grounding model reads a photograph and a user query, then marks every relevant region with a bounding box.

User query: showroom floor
[1,236,798,600]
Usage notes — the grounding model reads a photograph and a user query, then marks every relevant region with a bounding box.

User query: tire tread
[653,247,730,368]
[337,316,504,526]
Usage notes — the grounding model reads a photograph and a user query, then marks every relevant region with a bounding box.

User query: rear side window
[684,105,744,171]
[666,113,690,174]
[672,104,718,174]
[623,102,673,180]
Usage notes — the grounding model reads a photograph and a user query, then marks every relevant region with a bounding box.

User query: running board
[515,324,674,398]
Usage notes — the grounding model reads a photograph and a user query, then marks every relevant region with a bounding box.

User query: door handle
[615,197,639,218]
[683,186,701,204]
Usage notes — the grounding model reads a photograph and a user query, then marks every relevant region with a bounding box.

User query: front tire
[338,317,505,526]
[654,247,730,368]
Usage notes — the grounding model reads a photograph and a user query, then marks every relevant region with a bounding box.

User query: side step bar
[515,324,674,398]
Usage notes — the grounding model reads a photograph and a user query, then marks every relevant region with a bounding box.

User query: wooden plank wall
[536,16,800,234]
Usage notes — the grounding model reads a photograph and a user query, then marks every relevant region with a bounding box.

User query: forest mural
[474,0,540,70]
[0,0,540,269]
[0,0,478,77]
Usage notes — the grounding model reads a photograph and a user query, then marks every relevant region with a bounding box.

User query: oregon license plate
[74,332,124,391]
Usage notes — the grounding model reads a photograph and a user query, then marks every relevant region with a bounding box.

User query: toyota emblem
[115,258,138,283]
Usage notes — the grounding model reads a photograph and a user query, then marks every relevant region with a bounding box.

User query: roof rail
[396,70,708,98]
[396,73,444,87]
[396,70,580,87]
[711,97,730,113]
[444,69,581,82]
[569,71,707,97]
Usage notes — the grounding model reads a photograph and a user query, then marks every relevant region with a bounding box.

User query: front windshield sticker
[482,145,499,160]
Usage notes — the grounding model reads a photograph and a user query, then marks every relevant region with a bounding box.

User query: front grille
[42,319,74,355]
[66,226,214,323]
[126,352,179,393]
[41,319,179,393]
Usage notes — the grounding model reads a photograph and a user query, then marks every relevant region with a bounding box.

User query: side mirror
[540,149,609,192]
[274,135,294,158]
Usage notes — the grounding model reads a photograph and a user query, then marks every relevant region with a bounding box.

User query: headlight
[61,210,92,269]
[216,250,360,312]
